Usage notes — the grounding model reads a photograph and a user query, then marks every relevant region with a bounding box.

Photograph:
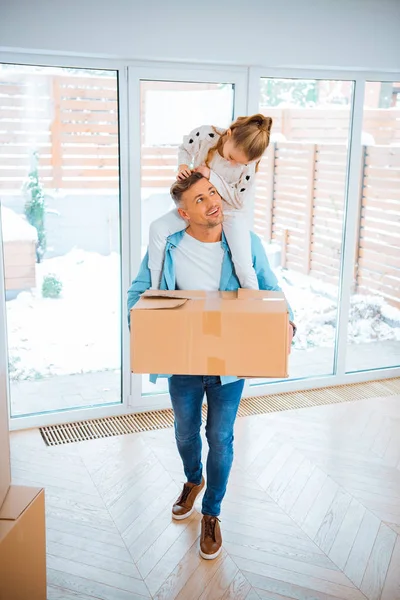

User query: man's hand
[195,164,211,179]
[288,323,295,354]
[177,164,192,180]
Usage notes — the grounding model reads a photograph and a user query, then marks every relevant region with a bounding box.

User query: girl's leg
[148,208,187,288]
[223,212,259,290]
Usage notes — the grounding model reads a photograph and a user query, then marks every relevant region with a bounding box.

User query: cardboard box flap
[0,485,42,521]
[143,290,208,300]
[135,297,188,310]
[135,289,228,311]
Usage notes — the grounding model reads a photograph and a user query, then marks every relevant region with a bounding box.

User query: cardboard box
[0,486,46,600]
[130,289,289,378]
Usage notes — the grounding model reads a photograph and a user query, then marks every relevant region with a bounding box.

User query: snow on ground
[7,250,121,381]
[278,268,400,351]
[5,251,400,380]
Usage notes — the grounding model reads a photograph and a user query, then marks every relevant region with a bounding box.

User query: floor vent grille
[40,377,400,446]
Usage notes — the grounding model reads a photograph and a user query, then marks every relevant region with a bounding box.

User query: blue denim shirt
[127,230,294,385]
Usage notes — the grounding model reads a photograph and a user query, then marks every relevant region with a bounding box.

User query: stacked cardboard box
[0,487,46,600]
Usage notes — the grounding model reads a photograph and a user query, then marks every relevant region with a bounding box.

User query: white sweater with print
[178,125,256,211]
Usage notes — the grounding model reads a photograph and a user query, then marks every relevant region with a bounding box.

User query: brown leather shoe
[172,477,205,520]
[199,515,222,560]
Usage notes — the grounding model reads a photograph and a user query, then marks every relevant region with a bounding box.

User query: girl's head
[204,114,272,169]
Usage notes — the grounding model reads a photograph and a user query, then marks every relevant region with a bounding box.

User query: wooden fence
[255,143,346,284]
[356,146,400,305]
[0,73,119,190]
[0,72,399,305]
[260,106,400,145]
[254,143,400,306]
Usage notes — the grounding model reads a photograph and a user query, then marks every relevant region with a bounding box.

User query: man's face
[178,177,223,228]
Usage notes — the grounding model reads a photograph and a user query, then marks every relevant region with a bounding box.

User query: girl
[149,113,273,289]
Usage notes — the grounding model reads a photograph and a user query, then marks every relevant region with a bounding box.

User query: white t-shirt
[174,232,224,291]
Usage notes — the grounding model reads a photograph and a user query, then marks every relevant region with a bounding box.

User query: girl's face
[221,131,250,166]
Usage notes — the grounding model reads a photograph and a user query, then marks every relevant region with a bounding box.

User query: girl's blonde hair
[205,113,273,170]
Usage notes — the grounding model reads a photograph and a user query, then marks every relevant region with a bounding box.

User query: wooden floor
[10,392,400,600]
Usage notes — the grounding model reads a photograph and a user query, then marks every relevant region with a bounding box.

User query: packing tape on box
[207,356,226,375]
[203,296,225,373]
[202,311,221,336]
[202,296,222,336]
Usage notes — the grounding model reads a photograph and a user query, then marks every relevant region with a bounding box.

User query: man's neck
[185,224,222,243]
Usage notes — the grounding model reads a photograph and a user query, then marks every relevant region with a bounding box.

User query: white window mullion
[118,66,135,411]
[334,78,366,376]
[127,67,144,407]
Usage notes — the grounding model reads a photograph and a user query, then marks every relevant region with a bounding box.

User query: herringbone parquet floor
[10,392,400,600]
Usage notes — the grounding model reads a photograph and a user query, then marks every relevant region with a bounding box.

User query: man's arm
[250,233,296,328]
[127,251,151,328]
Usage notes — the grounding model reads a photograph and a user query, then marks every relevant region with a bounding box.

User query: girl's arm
[178,125,214,168]
[209,163,256,210]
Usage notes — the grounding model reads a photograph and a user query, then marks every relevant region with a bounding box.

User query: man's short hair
[170,172,204,206]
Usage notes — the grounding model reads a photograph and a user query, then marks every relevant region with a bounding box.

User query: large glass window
[0,64,122,416]
[346,81,400,372]
[253,78,354,384]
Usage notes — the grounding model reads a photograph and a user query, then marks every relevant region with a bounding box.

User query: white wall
[1,0,400,71]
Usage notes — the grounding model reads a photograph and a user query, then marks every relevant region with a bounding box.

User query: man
[127,172,295,560]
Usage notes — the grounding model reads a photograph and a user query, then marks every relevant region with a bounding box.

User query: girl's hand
[195,165,210,179]
[177,165,192,180]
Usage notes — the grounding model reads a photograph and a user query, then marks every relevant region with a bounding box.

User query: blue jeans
[168,375,245,517]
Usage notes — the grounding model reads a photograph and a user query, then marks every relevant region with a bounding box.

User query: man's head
[170,172,223,229]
